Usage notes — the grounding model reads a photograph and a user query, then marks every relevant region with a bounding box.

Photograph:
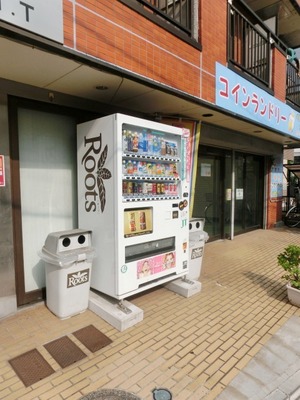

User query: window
[119,0,200,48]
[143,0,191,34]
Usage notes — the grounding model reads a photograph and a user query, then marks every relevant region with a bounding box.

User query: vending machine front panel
[78,113,189,300]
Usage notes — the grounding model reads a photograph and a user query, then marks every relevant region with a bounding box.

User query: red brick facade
[63,0,288,230]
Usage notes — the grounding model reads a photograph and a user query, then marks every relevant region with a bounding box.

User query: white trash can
[39,229,95,319]
[187,218,209,280]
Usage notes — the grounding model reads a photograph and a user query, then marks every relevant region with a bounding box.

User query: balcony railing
[228,3,271,87]
[286,60,300,108]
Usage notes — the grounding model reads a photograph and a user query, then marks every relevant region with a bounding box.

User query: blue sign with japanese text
[215,62,300,140]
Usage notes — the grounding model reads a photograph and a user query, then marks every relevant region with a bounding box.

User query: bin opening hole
[78,235,86,245]
[189,223,192,230]
[62,237,71,247]
[196,222,200,229]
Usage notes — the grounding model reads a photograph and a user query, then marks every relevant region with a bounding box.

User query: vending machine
[77,113,189,300]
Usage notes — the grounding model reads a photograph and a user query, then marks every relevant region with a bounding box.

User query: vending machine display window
[125,237,175,263]
[124,207,153,238]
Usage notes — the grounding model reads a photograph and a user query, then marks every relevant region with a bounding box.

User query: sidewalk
[1,227,300,399]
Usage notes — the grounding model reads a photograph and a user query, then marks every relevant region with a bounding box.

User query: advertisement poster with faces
[137,252,176,280]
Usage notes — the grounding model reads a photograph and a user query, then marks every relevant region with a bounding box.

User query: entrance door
[234,152,264,234]
[192,147,231,240]
[10,99,78,306]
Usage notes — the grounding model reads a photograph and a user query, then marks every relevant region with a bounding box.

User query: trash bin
[187,218,209,280]
[39,229,95,319]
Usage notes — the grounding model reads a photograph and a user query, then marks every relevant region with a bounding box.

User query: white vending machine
[77,113,190,300]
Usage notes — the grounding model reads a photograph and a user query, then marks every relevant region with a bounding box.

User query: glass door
[234,152,264,235]
[192,147,232,240]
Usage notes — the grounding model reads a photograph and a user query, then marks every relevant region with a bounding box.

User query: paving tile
[2,228,300,400]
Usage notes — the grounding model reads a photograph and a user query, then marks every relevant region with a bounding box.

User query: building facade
[1,0,300,318]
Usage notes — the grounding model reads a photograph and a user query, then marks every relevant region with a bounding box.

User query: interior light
[96,85,108,90]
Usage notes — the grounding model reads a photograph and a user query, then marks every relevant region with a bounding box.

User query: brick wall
[272,46,287,102]
[199,0,227,102]
[64,0,203,98]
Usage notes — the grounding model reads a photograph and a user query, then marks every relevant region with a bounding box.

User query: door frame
[8,96,100,306]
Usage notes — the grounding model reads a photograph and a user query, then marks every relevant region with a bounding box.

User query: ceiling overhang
[0,33,299,149]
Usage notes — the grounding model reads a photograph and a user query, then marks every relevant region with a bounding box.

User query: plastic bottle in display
[122,130,128,152]
[139,212,146,230]
[127,131,133,152]
[132,133,139,152]
[160,139,166,155]
[127,160,133,174]
[147,133,153,154]
[130,213,136,231]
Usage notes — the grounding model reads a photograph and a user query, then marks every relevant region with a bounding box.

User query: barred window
[142,0,192,34]
[119,0,199,47]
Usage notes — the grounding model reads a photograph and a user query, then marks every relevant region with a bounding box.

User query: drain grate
[44,335,86,368]
[9,349,55,387]
[73,325,112,353]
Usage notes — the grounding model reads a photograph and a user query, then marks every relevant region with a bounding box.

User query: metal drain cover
[79,389,141,400]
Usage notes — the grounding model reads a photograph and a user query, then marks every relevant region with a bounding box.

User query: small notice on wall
[236,188,244,200]
[270,155,283,199]
[201,163,211,177]
[0,155,5,187]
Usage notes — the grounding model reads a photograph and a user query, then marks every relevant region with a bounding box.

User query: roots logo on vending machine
[81,133,112,213]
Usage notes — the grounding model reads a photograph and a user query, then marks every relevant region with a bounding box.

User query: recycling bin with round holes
[39,229,95,319]
[187,218,209,280]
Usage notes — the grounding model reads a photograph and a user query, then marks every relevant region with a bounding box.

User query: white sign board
[0,0,63,43]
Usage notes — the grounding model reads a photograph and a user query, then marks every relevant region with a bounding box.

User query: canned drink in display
[137,182,143,194]
[122,181,128,195]
[166,141,171,155]
[133,182,138,194]
[156,183,161,194]
[161,183,165,194]
[139,211,146,230]
[147,183,153,194]
[127,182,133,194]
[142,182,148,194]
[152,182,157,195]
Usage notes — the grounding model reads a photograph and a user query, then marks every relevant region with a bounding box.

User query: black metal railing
[137,0,191,35]
[228,3,271,87]
[286,60,300,108]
